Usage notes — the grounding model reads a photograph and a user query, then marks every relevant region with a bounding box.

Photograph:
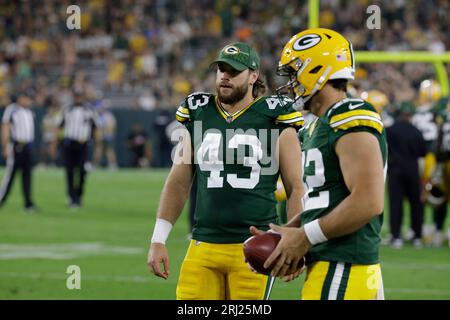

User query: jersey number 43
[197,132,263,189]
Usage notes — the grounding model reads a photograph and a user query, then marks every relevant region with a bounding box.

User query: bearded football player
[251,28,388,300]
[147,42,304,300]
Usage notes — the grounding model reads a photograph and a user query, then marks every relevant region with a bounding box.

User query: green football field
[0,168,449,300]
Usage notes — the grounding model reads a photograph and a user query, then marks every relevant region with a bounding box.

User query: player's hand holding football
[280,259,306,282]
[147,243,170,280]
[254,223,311,278]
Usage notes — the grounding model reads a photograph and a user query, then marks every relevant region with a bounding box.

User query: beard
[217,82,249,105]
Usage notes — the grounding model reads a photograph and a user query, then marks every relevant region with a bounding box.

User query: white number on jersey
[411,112,438,142]
[187,94,209,110]
[197,133,224,188]
[266,96,293,110]
[441,122,450,152]
[302,148,330,210]
[197,132,263,189]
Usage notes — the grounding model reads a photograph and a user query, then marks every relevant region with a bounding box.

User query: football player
[147,42,304,299]
[411,80,445,196]
[251,28,388,300]
[426,96,450,247]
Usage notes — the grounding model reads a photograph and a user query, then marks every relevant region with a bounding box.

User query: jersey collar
[215,96,262,123]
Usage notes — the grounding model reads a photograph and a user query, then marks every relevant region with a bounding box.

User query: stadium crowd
[0,0,448,110]
[0,0,449,246]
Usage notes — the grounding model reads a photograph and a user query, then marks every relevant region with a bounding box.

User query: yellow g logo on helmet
[277,28,355,109]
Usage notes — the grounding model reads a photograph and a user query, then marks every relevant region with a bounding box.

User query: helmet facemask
[276,58,312,110]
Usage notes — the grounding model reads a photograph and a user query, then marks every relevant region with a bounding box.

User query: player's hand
[249,225,266,237]
[263,223,311,278]
[147,243,170,280]
[281,257,306,282]
[245,226,267,273]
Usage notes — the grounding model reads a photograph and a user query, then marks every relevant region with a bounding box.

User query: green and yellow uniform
[175,92,303,299]
[299,98,387,300]
[410,98,447,183]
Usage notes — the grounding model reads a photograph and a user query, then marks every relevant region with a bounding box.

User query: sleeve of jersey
[328,107,384,135]
[175,102,190,124]
[275,104,304,130]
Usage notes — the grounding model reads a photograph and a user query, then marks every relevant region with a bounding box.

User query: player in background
[411,80,444,199]
[251,28,387,300]
[411,80,449,245]
[361,90,394,128]
[362,90,426,248]
[425,95,450,247]
[147,42,304,300]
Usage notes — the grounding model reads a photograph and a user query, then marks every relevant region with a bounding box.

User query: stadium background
[0,0,449,299]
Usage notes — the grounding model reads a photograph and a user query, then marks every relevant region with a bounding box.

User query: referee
[0,92,37,211]
[58,92,100,208]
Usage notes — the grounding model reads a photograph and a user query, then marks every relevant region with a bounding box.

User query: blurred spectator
[106,55,126,91]
[136,91,156,111]
[0,0,446,113]
[93,103,117,169]
[40,98,62,167]
[151,109,174,168]
[127,122,151,168]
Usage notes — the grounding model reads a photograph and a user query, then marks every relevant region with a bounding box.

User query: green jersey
[299,98,388,265]
[434,97,450,160]
[410,98,448,153]
[176,92,303,243]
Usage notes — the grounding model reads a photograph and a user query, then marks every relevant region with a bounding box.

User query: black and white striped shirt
[61,106,98,143]
[2,103,35,143]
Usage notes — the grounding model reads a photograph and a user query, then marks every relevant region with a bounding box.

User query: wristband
[304,219,328,245]
[151,218,173,244]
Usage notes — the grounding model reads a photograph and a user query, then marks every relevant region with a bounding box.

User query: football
[243,232,281,275]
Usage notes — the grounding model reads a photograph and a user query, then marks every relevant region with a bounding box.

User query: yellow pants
[176,240,273,300]
[302,261,384,300]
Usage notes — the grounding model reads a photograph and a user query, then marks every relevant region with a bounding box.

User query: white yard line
[0,271,178,285]
[0,243,144,260]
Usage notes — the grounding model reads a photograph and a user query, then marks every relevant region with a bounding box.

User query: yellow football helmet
[361,90,388,114]
[277,28,355,109]
[418,79,442,106]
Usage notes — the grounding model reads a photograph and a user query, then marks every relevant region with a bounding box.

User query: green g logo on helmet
[293,34,321,51]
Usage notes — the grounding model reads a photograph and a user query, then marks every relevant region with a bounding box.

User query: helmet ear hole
[309,66,323,74]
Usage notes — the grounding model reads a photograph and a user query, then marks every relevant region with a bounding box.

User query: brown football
[243,232,281,275]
